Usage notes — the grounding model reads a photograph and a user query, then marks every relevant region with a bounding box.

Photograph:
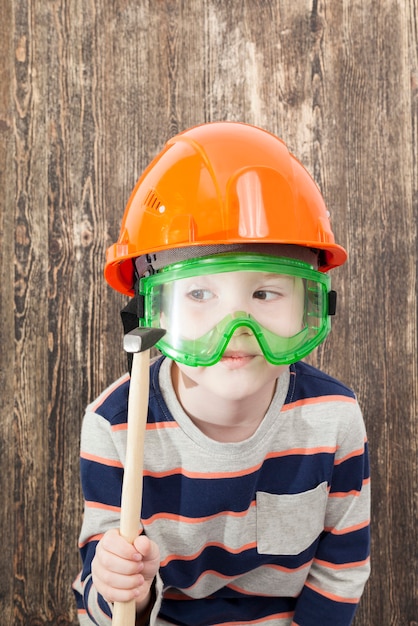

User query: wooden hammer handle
[112,349,150,626]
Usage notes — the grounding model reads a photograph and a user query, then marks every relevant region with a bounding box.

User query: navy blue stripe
[316,527,370,564]
[80,458,123,507]
[142,453,335,520]
[97,592,112,619]
[94,358,176,426]
[73,588,85,611]
[331,448,369,493]
[93,380,129,423]
[80,541,99,579]
[293,584,358,625]
[286,362,356,404]
[260,453,334,492]
[160,596,297,626]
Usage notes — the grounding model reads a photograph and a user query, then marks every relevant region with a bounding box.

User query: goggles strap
[328,290,337,316]
[120,282,145,373]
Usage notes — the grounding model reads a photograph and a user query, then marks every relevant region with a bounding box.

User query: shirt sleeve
[72,409,124,625]
[292,400,371,626]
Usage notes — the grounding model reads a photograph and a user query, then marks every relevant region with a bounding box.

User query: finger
[94,576,143,604]
[95,542,143,576]
[92,558,145,603]
[100,529,142,562]
[94,566,144,592]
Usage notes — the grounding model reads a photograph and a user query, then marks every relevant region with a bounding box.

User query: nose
[227,312,256,338]
[231,311,250,320]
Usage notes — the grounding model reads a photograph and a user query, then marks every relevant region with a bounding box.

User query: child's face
[168,271,301,411]
[165,269,305,403]
[164,269,305,344]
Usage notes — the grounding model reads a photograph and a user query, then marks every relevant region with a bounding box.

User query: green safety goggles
[138,254,336,367]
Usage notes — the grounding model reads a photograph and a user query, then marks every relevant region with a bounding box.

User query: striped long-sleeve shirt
[73,357,370,626]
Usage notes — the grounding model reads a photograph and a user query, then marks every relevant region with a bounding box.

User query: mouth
[220,351,260,370]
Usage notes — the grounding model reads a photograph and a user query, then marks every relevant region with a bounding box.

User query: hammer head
[123,327,166,354]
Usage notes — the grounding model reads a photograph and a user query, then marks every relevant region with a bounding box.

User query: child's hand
[92,528,160,609]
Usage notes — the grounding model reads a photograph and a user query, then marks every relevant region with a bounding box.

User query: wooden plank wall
[0,1,416,624]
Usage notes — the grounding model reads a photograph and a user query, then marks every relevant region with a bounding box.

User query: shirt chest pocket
[256,481,328,556]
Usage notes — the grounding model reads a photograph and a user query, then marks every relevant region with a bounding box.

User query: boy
[73,122,370,626]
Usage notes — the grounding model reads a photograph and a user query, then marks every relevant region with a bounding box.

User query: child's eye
[187,288,215,302]
[253,289,283,301]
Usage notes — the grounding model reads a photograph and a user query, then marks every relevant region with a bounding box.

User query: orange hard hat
[105,122,347,296]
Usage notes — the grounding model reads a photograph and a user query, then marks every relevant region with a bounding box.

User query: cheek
[279,307,304,335]
[174,362,207,390]
[258,297,305,336]
[161,300,203,337]
[292,296,306,329]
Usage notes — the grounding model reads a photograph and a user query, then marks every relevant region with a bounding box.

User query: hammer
[112,327,165,626]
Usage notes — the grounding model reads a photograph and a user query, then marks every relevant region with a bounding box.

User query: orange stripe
[85,500,121,513]
[142,503,256,526]
[305,581,359,604]
[266,446,337,458]
[326,519,370,535]
[225,562,312,591]
[160,541,257,568]
[142,465,260,479]
[147,421,179,430]
[282,395,357,412]
[334,445,365,465]
[80,451,123,468]
[142,466,257,479]
[262,559,313,574]
[314,556,370,571]
[187,569,236,588]
[78,532,104,548]
[111,423,127,432]
[328,489,360,498]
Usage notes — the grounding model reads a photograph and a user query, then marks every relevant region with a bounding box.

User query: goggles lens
[139,254,332,366]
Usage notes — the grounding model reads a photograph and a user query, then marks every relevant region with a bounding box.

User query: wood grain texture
[0,1,416,624]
